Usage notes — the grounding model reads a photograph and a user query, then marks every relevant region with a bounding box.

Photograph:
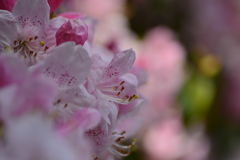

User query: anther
[29,51,34,54]
[116,92,121,96]
[14,40,17,45]
[115,136,125,142]
[44,46,49,51]
[128,96,133,101]
[29,37,33,41]
[34,36,38,40]
[122,95,129,101]
[113,86,118,91]
[120,86,124,91]
[39,41,44,47]
[120,81,125,85]
[34,53,37,57]
[64,104,68,108]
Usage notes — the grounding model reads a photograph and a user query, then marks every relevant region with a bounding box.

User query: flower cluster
[0,0,145,159]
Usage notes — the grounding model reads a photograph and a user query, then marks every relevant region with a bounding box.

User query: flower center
[109,131,137,157]
[12,36,49,65]
[97,81,138,105]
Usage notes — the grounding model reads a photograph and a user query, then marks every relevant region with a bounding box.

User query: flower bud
[56,19,88,45]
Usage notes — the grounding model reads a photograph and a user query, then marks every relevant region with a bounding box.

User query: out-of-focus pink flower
[58,12,85,19]
[56,19,88,46]
[137,27,185,117]
[0,0,16,11]
[143,117,210,160]
[69,0,123,19]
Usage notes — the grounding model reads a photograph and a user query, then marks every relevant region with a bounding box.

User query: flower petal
[0,10,18,53]
[12,0,50,37]
[101,49,136,81]
[42,42,91,88]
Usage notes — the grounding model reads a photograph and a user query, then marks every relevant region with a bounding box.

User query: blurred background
[60,0,240,159]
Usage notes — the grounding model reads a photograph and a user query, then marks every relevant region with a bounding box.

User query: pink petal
[0,0,16,12]
[12,0,50,36]
[41,42,91,88]
[101,49,136,81]
[48,0,63,12]
[86,54,105,93]
[56,19,88,46]
[130,66,147,87]
[0,54,28,87]
[118,97,145,119]
[0,10,18,52]
[98,73,139,105]
[58,108,101,136]
[58,12,85,19]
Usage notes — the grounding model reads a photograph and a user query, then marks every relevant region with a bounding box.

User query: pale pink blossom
[143,117,210,160]
[0,0,66,66]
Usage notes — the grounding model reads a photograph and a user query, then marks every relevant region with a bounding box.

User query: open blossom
[0,0,65,66]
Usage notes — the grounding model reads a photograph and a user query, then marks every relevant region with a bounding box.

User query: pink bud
[58,12,85,19]
[0,0,16,11]
[56,19,88,46]
[47,0,63,12]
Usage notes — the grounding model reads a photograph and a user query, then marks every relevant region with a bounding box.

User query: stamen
[113,86,118,91]
[120,81,125,85]
[34,53,37,58]
[115,136,124,142]
[116,92,121,96]
[64,104,68,108]
[120,86,124,91]
[14,40,17,45]
[34,36,38,40]
[44,46,49,51]
[29,37,33,41]
[122,95,129,101]
[39,41,44,47]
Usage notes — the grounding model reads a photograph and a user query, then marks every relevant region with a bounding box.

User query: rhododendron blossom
[0,0,65,66]
[0,0,145,159]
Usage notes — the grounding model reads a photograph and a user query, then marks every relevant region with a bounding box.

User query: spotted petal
[12,0,50,36]
[101,49,136,81]
[41,42,91,89]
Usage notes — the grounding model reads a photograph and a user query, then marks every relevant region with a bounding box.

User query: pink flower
[86,49,139,105]
[56,19,88,46]
[0,0,66,66]
[58,12,85,19]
